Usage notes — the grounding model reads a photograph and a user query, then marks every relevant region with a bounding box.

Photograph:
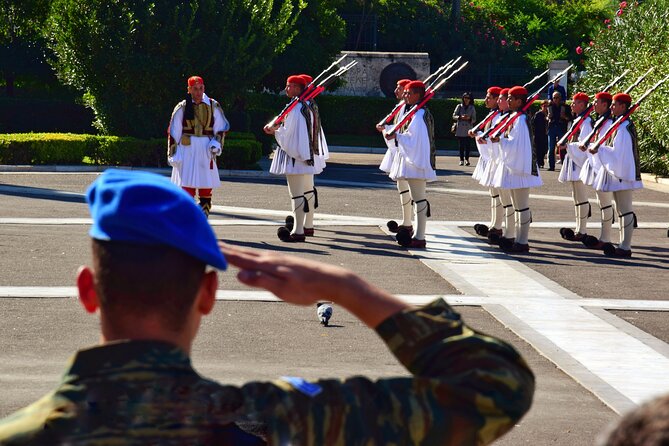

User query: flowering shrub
[576,0,669,176]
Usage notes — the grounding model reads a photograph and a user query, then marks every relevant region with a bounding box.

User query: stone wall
[332,51,430,97]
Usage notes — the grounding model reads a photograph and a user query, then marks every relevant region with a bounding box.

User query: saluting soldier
[556,92,594,242]
[167,76,229,217]
[0,169,535,445]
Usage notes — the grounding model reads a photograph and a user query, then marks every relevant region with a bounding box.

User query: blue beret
[86,169,226,270]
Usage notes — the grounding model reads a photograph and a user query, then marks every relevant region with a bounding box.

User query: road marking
[2,182,669,209]
[4,287,669,312]
[410,224,669,414]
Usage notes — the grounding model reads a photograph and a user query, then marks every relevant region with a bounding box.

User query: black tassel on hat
[184,93,194,120]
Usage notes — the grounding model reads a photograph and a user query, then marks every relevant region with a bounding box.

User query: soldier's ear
[196,270,217,316]
[76,266,99,314]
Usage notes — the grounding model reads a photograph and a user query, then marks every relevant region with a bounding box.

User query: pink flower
[589,41,594,46]
[576,46,583,54]
[620,1,627,7]
[617,9,623,16]
[604,18,611,24]
[607,24,612,29]
[469,1,474,6]
[514,40,520,46]
[501,39,507,45]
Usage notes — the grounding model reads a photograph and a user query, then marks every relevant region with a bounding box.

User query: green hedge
[0,133,261,169]
[245,93,492,149]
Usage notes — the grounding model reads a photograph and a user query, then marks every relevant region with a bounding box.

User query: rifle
[590,74,669,153]
[265,54,348,128]
[470,68,549,134]
[579,67,655,148]
[556,69,630,147]
[487,64,574,140]
[301,60,358,103]
[376,57,460,127]
[387,61,469,136]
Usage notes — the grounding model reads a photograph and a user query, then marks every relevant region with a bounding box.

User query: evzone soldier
[384,80,437,249]
[556,92,594,242]
[264,74,329,243]
[167,76,229,217]
[489,86,543,253]
[588,92,643,257]
[469,87,504,242]
[481,88,516,246]
[579,92,616,250]
[377,78,412,234]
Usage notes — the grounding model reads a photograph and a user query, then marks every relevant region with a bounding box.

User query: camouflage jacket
[0,299,534,445]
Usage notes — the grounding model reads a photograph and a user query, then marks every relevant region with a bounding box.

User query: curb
[0,165,272,178]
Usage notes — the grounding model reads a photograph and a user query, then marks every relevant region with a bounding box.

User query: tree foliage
[462,0,611,69]
[46,0,304,137]
[576,0,669,175]
[262,0,346,91]
[0,0,53,96]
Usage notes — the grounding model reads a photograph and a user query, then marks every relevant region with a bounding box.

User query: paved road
[1,153,668,445]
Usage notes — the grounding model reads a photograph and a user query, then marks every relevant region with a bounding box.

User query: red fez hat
[407,80,425,90]
[508,86,528,98]
[287,75,307,86]
[397,79,411,88]
[613,92,632,105]
[499,88,510,96]
[188,76,204,87]
[487,86,502,96]
[299,74,313,84]
[595,91,613,102]
[572,92,589,103]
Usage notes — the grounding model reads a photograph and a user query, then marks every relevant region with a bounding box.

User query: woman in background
[452,92,477,166]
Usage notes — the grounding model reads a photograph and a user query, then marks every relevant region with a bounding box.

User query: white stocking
[490,187,503,230]
[397,179,413,227]
[613,189,635,251]
[407,179,428,240]
[597,191,614,243]
[572,181,590,235]
[286,174,309,235]
[511,188,531,245]
[499,188,514,239]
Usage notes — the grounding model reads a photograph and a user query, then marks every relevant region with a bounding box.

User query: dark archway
[379,63,417,98]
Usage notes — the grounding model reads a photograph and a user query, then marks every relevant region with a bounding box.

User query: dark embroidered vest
[182,102,216,136]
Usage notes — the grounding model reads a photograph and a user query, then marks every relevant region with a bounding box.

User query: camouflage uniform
[0,299,534,445]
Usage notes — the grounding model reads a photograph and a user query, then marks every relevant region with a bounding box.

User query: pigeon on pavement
[316,302,333,326]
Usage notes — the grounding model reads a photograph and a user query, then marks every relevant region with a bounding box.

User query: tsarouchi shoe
[277,226,305,243]
[474,223,489,236]
[603,243,632,258]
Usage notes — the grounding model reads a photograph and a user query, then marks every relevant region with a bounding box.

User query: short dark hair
[599,393,669,446]
[92,240,206,331]
[409,86,425,99]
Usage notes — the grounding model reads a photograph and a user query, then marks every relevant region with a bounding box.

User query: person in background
[547,78,567,102]
[546,91,571,170]
[532,100,550,169]
[453,92,477,166]
[167,75,229,218]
